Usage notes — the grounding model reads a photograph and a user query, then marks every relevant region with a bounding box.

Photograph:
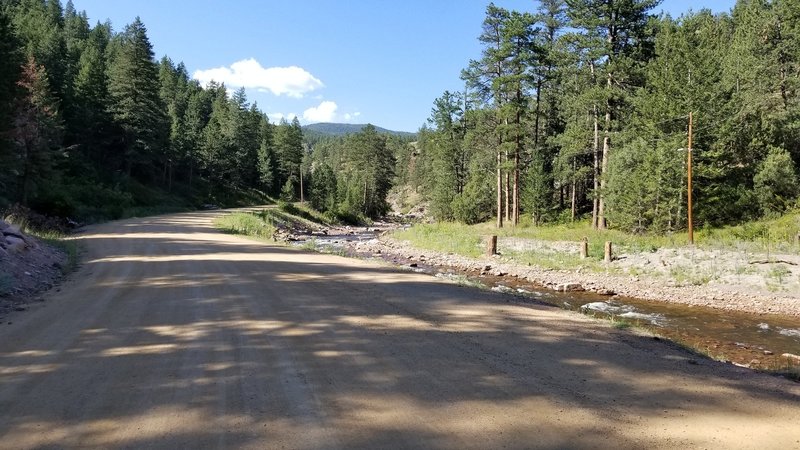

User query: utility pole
[687,111,694,245]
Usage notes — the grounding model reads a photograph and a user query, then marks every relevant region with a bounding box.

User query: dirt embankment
[335,232,800,317]
[0,220,67,318]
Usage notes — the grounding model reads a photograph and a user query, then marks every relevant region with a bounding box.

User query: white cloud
[343,112,362,122]
[193,58,323,98]
[303,101,338,123]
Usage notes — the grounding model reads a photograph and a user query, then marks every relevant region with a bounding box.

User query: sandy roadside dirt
[0,210,799,449]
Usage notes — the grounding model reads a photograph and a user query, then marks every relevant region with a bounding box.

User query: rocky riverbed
[284,223,800,318]
[278,226,800,371]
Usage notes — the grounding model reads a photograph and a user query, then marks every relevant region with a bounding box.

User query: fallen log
[748,259,798,266]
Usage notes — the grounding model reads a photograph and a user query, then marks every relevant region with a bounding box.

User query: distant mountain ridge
[302,122,416,138]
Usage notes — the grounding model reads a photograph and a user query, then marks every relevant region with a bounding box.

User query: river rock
[781,353,800,363]
[0,220,8,231]
[558,282,584,292]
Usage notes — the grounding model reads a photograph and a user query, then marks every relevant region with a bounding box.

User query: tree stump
[580,237,589,259]
[486,235,498,256]
[604,241,613,263]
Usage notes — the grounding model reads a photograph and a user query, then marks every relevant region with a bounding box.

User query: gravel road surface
[0,210,798,449]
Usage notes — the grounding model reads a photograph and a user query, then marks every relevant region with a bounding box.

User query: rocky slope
[0,220,67,318]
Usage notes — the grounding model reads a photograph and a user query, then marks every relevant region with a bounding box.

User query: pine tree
[107,17,168,180]
[182,80,212,189]
[566,0,660,229]
[256,115,275,193]
[71,22,111,171]
[200,82,234,191]
[273,117,304,195]
[426,90,466,220]
[9,0,68,102]
[11,56,63,205]
[0,9,22,200]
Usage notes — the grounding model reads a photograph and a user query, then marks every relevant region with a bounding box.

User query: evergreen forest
[1,0,799,233]
[411,0,800,232]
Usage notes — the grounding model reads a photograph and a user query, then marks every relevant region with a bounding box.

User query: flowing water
[294,230,800,374]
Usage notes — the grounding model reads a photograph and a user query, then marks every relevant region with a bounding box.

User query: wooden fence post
[580,237,589,259]
[486,235,497,256]
[604,241,613,263]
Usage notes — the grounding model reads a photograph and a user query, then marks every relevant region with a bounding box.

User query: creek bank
[279,222,800,317]
[347,236,800,318]
[333,234,800,372]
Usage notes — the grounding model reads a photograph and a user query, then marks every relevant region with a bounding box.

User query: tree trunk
[363,180,368,215]
[571,159,577,222]
[504,163,510,223]
[592,105,600,229]
[597,67,613,230]
[20,143,31,206]
[533,78,542,148]
[496,151,503,228]
[598,133,610,230]
[513,105,521,227]
[590,61,600,229]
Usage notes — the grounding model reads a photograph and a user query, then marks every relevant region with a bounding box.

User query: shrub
[754,146,799,216]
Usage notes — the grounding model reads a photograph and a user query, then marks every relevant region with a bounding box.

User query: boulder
[5,235,27,253]
[558,282,585,292]
[781,353,800,364]
[0,220,8,231]
[3,224,27,242]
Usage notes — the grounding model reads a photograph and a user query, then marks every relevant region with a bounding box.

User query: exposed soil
[0,220,67,319]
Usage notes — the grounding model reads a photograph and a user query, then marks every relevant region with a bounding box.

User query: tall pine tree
[107,17,167,180]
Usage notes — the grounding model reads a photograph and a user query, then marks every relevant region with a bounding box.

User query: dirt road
[0,211,798,449]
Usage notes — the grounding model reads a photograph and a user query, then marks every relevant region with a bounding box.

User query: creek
[292,228,800,374]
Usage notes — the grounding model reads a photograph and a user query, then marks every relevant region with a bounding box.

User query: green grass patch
[214,212,276,239]
[392,222,484,257]
[277,202,336,227]
[29,230,81,275]
[697,209,800,253]
[611,317,633,330]
[390,210,800,268]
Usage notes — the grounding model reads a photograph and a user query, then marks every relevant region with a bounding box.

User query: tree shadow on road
[1,212,799,449]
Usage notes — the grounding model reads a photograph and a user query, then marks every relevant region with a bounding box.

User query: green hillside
[302,123,416,138]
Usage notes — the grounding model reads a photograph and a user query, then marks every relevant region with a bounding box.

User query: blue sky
[71,0,736,132]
